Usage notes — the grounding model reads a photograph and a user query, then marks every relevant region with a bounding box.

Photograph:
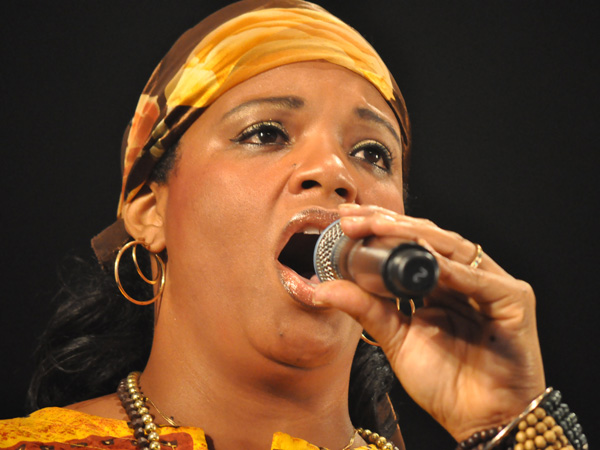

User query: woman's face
[156,61,404,373]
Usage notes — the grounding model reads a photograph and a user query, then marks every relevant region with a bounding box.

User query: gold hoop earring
[360,333,381,347]
[114,240,165,306]
[360,298,416,347]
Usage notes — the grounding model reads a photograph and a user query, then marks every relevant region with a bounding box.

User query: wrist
[455,388,588,450]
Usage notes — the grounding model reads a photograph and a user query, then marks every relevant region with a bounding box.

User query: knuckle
[421,218,436,228]
[514,279,536,305]
[449,230,465,242]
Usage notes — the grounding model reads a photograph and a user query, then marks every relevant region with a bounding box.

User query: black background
[1,1,598,448]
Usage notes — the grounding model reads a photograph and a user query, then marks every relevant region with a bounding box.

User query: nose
[287,138,358,203]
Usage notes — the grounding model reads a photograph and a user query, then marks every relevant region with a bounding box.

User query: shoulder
[65,393,127,421]
[0,402,208,450]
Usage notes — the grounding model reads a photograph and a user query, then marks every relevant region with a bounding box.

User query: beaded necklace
[118,372,399,450]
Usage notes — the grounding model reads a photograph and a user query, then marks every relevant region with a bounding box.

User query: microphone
[313,220,439,298]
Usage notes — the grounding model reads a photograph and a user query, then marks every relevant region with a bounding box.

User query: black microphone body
[314,220,439,298]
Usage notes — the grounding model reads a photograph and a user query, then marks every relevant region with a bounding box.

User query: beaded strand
[118,372,161,450]
[456,426,506,450]
[455,389,587,450]
[356,428,399,450]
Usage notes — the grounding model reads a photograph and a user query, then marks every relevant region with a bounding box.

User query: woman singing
[0,1,587,449]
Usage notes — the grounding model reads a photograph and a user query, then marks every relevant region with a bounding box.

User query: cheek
[164,155,277,264]
[359,180,405,214]
[162,159,270,306]
[167,161,245,242]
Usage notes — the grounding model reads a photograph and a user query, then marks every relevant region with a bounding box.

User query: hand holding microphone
[313,219,439,298]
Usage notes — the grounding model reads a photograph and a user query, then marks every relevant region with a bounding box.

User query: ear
[121,183,168,254]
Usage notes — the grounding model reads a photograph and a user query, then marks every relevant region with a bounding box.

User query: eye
[231,121,289,146]
[350,139,394,171]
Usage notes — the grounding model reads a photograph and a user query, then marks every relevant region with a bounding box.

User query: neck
[140,300,360,450]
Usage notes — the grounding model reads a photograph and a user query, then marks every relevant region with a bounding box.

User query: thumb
[314,280,409,350]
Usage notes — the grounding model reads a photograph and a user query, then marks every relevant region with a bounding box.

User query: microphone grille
[313,220,344,282]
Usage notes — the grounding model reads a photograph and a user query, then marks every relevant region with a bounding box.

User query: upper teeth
[302,227,321,235]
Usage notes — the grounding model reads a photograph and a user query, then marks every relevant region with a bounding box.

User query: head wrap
[92,0,410,266]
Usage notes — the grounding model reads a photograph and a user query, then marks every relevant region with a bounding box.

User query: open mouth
[277,229,320,280]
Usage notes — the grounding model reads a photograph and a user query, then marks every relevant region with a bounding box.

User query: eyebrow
[221,96,401,146]
[355,107,401,146]
[222,96,305,120]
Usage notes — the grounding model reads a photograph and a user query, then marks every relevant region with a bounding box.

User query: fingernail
[312,285,331,306]
[339,203,360,209]
[341,216,366,224]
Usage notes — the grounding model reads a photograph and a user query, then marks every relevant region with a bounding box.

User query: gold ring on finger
[469,244,483,269]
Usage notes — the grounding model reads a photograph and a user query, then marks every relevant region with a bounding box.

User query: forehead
[206,61,401,131]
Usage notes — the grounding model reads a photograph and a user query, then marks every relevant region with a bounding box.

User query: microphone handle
[334,234,439,298]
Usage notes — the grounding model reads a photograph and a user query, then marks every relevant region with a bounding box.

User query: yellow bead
[515,444,525,450]
[543,416,556,428]
[131,392,141,401]
[134,400,144,409]
[526,413,538,426]
[525,427,537,439]
[516,431,527,443]
[148,431,160,441]
[534,407,547,419]
[369,433,380,443]
[544,430,557,444]
[535,422,548,434]
[138,406,149,415]
[524,440,535,450]
[149,441,161,450]
[383,444,394,450]
[142,413,153,424]
[519,420,529,430]
[145,422,157,432]
[552,425,564,436]
[534,435,547,448]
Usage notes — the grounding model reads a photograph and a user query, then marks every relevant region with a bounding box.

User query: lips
[276,208,340,307]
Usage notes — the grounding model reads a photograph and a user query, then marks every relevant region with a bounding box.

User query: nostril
[301,180,320,189]
[335,187,349,198]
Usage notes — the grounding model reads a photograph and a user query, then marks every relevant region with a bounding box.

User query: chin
[260,320,360,371]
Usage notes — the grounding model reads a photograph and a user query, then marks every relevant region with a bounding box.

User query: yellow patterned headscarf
[93,0,410,265]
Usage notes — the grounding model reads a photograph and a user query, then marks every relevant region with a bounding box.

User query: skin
[69,61,545,447]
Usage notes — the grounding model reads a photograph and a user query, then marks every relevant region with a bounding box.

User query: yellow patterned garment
[0,408,376,450]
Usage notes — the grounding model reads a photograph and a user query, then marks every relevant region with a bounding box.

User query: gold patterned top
[0,407,378,450]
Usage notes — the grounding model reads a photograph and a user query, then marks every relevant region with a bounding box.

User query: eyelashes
[231,121,395,172]
[231,121,289,146]
[350,139,394,171]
